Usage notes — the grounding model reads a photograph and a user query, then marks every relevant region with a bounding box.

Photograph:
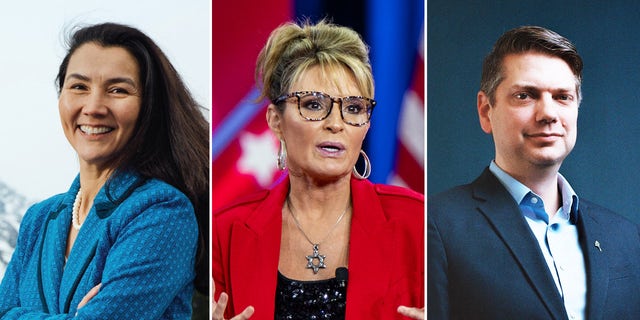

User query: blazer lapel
[345,178,393,315]
[38,199,70,314]
[229,179,286,317]
[576,203,608,320]
[59,205,99,313]
[473,169,566,319]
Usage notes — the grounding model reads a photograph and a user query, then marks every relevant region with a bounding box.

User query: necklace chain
[72,188,83,230]
[286,198,349,247]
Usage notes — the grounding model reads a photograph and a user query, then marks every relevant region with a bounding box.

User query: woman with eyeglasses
[212,20,424,319]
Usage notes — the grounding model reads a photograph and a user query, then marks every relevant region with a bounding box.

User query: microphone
[335,267,348,288]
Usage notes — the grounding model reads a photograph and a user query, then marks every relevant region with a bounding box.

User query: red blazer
[212,175,424,319]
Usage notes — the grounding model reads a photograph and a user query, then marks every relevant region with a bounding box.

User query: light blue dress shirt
[490,161,586,320]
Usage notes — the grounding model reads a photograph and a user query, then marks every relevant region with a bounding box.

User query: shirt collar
[489,161,579,223]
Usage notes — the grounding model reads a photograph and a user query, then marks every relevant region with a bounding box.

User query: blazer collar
[240,176,390,233]
[92,170,146,219]
[472,168,568,319]
[242,175,289,235]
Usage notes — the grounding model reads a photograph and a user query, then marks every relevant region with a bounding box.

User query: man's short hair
[480,26,583,104]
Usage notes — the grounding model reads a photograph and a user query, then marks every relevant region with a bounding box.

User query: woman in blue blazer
[0,23,209,319]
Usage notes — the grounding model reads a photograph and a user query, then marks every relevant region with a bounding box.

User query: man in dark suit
[427,26,640,320]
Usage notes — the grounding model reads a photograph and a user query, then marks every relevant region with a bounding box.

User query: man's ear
[477,91,493,134]
[266,104,283,139]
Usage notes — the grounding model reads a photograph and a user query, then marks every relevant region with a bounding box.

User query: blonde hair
[255,20,374,111]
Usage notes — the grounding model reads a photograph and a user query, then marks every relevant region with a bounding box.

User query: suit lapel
[39,200,69,314]
[576,203,608,319]
[59,205,100,313]
[229,179,286,317]
[473,169,567,319]
[345,178,393,315]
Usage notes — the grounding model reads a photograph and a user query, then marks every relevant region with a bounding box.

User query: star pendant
[305,244,326,274]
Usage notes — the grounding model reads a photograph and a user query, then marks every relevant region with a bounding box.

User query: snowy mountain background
[0,181,33,279]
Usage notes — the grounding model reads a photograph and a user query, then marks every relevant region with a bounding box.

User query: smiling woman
[0,23,209,318]
[59,44,142,172]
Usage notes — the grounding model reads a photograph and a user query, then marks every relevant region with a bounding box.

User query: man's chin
[530,155,567,168]
[528,147,572,165]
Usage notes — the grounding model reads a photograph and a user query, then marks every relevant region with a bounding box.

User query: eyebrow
[510,84,575,93]
[65,73,138,88]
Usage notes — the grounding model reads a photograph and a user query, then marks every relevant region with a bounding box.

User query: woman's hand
[397,305,424,319]
[212,282,254,319]
[77,283,102,309]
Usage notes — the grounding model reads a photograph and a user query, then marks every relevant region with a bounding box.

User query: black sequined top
[274,271,347,319]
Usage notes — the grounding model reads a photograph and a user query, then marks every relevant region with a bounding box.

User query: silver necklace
[72,188,83,230]
[286,197,349,274]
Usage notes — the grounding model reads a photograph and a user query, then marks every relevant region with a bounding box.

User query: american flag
[389,35,424,193]
[212,0,290,210]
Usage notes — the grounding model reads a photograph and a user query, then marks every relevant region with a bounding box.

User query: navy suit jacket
[427,168,640,319]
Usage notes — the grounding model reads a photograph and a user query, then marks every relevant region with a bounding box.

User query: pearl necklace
[72,188,83,230]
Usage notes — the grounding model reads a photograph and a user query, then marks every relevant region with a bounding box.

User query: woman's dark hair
[56,22,209,295]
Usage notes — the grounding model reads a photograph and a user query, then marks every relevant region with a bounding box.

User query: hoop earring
[277,139,287,170]
[352,150,371,180]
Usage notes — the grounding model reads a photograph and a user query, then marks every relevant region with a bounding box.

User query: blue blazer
[0,171,198,319]
[428,168,640,320]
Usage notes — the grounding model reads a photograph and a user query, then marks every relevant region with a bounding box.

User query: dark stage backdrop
[428,0,640,223]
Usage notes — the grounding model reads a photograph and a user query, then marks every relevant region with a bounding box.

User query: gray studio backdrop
[428,0,640,223]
